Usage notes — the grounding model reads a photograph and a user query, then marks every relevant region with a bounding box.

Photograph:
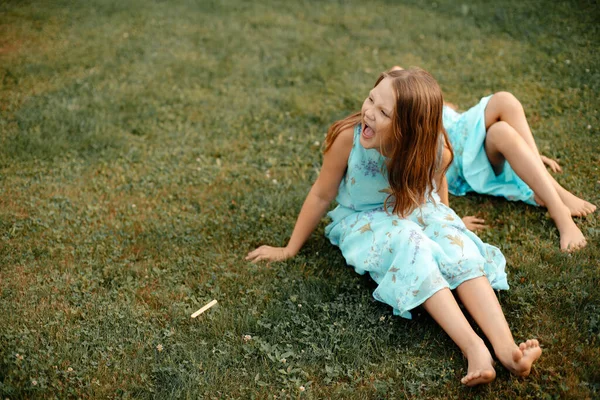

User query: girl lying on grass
[388,66,596,251]
[246,68,541,386]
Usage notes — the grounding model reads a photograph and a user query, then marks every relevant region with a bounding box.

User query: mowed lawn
[1,0,599,398]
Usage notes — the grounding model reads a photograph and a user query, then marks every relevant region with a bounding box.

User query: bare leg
[422,288,496,386]
[545,174,596,216]
[485,92,596,216]
[485,121,587,251]
[456,277,542,377]
[485,92,540,154]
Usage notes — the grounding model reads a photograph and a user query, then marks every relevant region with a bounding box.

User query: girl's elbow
[316,190,337,205]
[310,184,337,205]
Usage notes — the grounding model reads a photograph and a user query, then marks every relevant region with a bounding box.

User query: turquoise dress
[324,124,509,319]
[443,96,536,205]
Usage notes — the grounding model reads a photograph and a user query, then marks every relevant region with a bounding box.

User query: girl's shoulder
[342,124,359,141]
[329,124,357,153]
[322,124,356,172]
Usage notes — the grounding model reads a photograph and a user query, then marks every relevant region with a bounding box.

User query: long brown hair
[324,67,453,217]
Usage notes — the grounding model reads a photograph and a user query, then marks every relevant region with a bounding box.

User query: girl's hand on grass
[245,246,293,264]
[462,216,488,232]
[540,155,562,173]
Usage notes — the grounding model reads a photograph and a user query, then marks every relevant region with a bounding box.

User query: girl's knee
[487,121,518,145]
[492,91,523,114]
[391,225,430,253]
[394,225,423,242]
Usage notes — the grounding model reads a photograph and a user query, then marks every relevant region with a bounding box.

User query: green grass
[1,0,599,398]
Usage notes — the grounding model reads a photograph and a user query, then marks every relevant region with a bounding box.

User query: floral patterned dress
[443,96,536,205]
[324,124,509,319]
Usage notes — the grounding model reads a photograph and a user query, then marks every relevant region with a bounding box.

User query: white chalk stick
[191,299,218,318]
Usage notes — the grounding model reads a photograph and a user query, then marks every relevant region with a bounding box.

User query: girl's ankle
[463,338,488,358]
[549,204,573,225]
[493,343,518,361]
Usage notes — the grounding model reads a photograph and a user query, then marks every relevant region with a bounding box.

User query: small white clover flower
[67,367,73,372]
[156,344,163,352]
[32,379,38,386]
[280,358,286,364]
[243,335,252,342]
[299,385,306,392]
[298,304,302,308]
[380,316,385,322]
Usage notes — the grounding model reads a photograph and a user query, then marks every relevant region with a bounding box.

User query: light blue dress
[443,96,536,205]
[324,124,509,319]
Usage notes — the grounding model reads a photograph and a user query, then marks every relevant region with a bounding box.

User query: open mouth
[363,122,375,139]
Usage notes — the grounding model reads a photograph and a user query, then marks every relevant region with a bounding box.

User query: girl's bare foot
[551,206,587,251]
[534,192,595,218]
[556,187,597,217]
[461,340,496,387]
[496,340,542,377]
[558,222,587,252]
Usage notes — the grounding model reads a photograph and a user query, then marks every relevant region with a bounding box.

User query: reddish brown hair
[324,67,453,217]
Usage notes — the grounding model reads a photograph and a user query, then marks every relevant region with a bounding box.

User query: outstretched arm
[246,127,354,263]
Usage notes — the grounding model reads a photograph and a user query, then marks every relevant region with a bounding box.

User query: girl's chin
[359,135,371,147]
[359,135,378,149]
[360,136,389,155]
